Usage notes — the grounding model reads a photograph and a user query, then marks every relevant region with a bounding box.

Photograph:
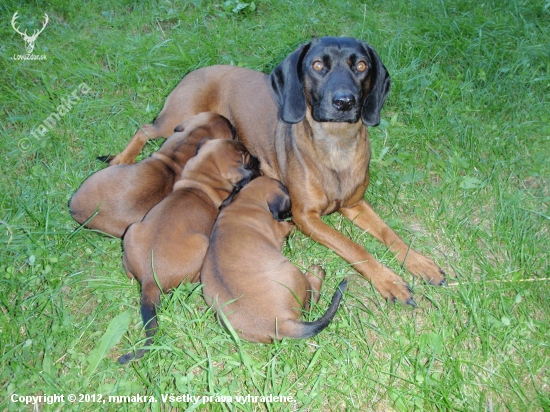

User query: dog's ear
[246,154,262,178]
[267,183,292,221]
[219,165,254,210]
[228,121,237,140]
[195,137,212,155]
[270,41,311,124]
[210,115,237,140]
[219,185,241,210]
[361,43,391,127]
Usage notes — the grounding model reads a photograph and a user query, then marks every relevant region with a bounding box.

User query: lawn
[1,0,548,410]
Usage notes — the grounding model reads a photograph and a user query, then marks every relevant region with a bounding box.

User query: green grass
[1,0,548,410]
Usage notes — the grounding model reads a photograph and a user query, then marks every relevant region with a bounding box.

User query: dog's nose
[332,92,356,111]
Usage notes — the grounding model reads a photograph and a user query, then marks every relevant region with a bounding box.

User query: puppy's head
[192,138,260,208]
[266,180,292,221]
[270,36,390,126]
[225,176,292,220]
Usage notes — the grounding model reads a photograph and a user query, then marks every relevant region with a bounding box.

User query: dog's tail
[289,279,347,339]
[118,282,160,364]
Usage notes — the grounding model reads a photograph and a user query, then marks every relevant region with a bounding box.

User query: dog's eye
[312,60,324,71]
[357,61,367,72]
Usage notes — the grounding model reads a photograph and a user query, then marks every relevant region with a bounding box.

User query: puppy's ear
[361,43,391,127]
[246,154,261,178]
[270,41,311,124]
[195,137,212,155]
[219,166,253,210]
[211,115,237,140]
[219,186,241,210]
[267,183,292,221]
[228,121,237,140]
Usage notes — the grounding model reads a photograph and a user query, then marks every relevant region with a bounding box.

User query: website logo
[11,11,48,60]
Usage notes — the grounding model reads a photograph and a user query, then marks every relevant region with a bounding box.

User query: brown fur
[69,112,235,237]
[113,37,445,304]
[202,176,346,342]
[118,139,259,363]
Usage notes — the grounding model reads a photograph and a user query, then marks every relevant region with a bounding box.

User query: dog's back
[123,187,217,288]
[69,159,176,237]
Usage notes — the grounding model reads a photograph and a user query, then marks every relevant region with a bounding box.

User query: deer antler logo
[11,11,49,54]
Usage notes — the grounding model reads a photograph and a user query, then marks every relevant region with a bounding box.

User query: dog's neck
[303,110,367,172]
[173,175,229,209]
[151,152,184,176]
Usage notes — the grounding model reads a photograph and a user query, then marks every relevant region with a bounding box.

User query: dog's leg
[340,199,445,285]
[293,211,414,304]
[108,124,166,166]
[305,264,325,305]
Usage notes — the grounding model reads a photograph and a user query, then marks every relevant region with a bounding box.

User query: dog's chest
[314,139,358,172]
[277,119,371,215]
[318,167,362,214]
[311,129,370,213]
[297,146,369,215]
[307,117,369,169]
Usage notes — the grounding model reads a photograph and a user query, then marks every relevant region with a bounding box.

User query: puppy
[118,138,259,363]
[69,112,235,237]
[202,176,347,343]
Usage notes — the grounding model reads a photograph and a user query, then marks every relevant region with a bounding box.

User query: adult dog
[112,36,445,304]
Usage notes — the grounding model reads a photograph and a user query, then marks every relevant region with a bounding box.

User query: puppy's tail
[118,282,160,364]
[289,279,347,339]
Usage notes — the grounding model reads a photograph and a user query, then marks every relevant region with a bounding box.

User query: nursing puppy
[69,112,235,237]
[119,138,259,363]
[202,176,347,343]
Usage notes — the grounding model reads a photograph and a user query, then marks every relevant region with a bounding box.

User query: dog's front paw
[372,266,416,306]
[403,250,446,285]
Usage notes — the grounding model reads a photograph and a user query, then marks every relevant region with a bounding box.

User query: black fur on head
[270,37,390,126]
[267,182,292,221]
